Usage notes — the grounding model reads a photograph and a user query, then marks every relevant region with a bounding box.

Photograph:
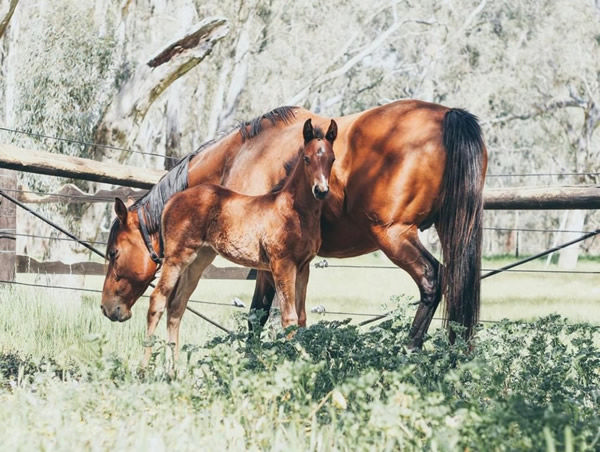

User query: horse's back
[335,100,449,228]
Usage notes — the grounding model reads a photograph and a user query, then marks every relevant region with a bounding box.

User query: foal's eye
[303,156,310,164]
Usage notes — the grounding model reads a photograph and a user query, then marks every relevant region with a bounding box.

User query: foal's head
[302,118,337,200]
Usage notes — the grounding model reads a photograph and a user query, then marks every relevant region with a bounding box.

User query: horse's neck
[187,131,242,187]
[281,158,319,214]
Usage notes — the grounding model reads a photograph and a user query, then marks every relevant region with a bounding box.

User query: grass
[0,253,599,450]
[0,298,598,451]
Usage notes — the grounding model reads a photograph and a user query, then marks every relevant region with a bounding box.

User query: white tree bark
[206,2,252,138]
[558,210,587,270]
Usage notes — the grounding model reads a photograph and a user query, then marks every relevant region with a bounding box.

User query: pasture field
[0,254,599,451]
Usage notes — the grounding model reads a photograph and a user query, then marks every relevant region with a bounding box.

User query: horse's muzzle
[313,186,329,200]
[101,304,132,322]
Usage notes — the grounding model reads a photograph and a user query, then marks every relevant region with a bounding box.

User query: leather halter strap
[137,208,163,267]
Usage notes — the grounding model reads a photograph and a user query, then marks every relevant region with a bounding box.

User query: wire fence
[0,186,123,202]
[311,260,600,275]
[0,278,505,325]
[0,279,245,309]
[486,172,600,178]
[0,125,181,162]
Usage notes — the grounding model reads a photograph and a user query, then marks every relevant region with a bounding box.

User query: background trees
[1,0,598,262]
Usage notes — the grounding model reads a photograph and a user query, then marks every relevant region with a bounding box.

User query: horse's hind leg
[248,270,276,331]
[370,224,441,349]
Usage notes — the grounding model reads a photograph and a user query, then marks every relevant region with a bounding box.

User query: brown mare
[142,119,336,362]
[102,100,487,356]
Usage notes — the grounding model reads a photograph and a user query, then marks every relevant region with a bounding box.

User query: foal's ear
[303,118,314,143]
[114,197,128,224]
[326,119,338,143]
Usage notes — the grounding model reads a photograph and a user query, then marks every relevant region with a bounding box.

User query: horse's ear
[114,198,128,224]
[326,119,338,143]
[303,118,314,144]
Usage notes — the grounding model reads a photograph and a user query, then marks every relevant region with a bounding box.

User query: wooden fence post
[0,168,16,282]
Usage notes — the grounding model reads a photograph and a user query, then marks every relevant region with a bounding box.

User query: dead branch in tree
[0,0,19,39]
[95,16,229,153]
[14,183,146,204]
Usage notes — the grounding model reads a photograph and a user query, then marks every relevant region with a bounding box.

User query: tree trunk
[0,169,16,282]
[558,210,586,270]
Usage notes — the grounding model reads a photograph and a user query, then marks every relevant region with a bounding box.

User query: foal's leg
[295,264,310,328]
[166,248,216,363]
[143,259,185,367]
[370,224,441,349]
[270,259,298,330]
[248,270,276,331]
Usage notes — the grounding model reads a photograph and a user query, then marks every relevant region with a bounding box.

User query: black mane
[239,106,297,141]
[106,149,198,253]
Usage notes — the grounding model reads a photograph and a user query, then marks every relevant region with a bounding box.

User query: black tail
[437,108,486,341]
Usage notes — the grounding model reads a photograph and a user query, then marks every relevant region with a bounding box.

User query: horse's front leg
[166,247,216,364]
[270,259,298,331]
[143,259,184,368]
[295,264,310,328]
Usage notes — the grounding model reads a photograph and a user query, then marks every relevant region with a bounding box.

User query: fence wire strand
[0,125,180,161]
[0,278,503,325]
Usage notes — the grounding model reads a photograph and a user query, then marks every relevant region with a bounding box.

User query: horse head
[302,118,337,200]
[101,198,159,322]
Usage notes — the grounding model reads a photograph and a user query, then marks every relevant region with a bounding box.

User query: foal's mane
[107,106,300,252]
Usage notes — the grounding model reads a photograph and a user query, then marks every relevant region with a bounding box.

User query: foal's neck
[281,152,320,211]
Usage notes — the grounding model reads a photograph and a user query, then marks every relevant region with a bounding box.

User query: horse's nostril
[314,186,329,199]
[101,305,106,316]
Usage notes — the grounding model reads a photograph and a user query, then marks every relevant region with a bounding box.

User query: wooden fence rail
[16,255,256,280]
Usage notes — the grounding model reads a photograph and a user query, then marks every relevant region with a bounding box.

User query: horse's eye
[108,249,118,260]
[303,156,310,164]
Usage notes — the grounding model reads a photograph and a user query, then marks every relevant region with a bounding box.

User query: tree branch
[482,99,585,126]
[286,18,438,106]
[95,17,229,152]
[0,0,19,39]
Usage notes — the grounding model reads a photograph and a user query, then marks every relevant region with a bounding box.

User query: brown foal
[143,119,337,363]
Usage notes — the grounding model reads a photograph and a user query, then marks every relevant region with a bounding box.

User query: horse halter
[137,207,163,267]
